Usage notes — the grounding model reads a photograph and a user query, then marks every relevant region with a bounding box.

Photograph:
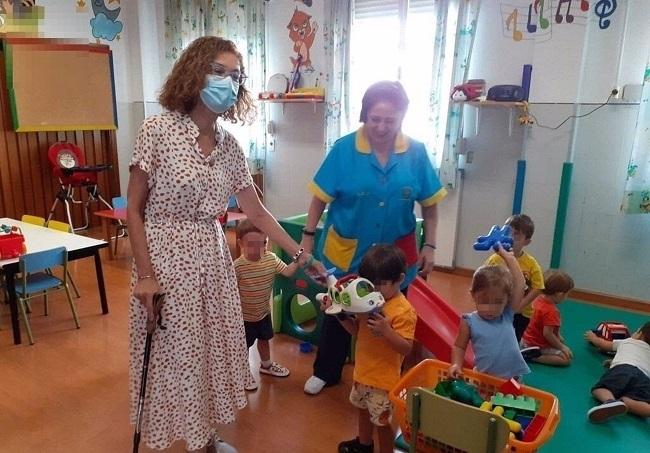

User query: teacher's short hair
[359,81,410,122]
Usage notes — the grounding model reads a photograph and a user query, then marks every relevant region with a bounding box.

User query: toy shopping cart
[389,359,560,453]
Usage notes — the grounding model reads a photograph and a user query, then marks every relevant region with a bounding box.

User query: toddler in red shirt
[521,269,574,366]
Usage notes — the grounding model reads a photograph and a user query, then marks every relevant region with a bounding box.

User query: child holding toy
[585,321,650,422]
[234,220,297,390]
[484,214,544,342]
[520,270,574,366]
[450,244,530,380]
[336,245,417,453]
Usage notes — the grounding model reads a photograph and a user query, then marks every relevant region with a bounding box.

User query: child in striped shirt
[234,220,298,391]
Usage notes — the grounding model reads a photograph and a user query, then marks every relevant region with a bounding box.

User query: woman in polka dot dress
[127,37,325,453]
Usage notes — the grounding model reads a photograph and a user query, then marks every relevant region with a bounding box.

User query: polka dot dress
[128,111,252,451]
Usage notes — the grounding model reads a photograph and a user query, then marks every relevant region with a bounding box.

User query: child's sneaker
[520,346,542,361]
[304,375,327,395]
[587,399,627,423]
[338,437,373,453]
[259,361,290,377]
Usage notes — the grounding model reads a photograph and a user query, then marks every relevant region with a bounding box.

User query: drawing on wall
[594,0,617,30]
[76,0,88,13]
[90,0,122,42]
[287,8,318,72]
[500,0,617,42]
[0,0,43,33]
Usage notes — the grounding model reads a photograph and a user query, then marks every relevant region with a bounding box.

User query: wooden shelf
[258,98,324,104]
[454,100,526,108]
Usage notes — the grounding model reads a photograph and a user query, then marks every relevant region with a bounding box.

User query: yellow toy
[479,401,522,433]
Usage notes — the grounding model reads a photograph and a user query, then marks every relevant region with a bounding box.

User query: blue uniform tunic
[309,126,446,287]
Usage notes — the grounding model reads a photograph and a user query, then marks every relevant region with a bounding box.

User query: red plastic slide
[409,276,474,367]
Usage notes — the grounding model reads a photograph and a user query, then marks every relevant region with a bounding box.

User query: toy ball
[592,321,630,342]
[473,225,513,252]
[318,274,386,315]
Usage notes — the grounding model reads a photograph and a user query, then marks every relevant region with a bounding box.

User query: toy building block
[522,414,547,442]
[490,393,537,414]
[473,225,513,252]
[503,409,517,420]
[499,378,523,396]
[479,402,521,433]
[514,415,533,431]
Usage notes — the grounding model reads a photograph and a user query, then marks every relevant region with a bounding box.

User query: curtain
[432,0,481,188]
[322,0,352,153]
[621,60,650,214]
[163,0,267,170]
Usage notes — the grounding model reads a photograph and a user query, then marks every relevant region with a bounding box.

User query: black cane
[133,293,165,453]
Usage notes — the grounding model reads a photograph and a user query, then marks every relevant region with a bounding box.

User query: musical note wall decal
[506,8,524,41]
[536,0,551,29]
[580,0,590,12]
[594,0,616,29]
[555,0,575,23]
[527,3,537,33]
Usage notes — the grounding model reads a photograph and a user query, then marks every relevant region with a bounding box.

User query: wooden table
[0,218,109,344]
[93,208,127,260]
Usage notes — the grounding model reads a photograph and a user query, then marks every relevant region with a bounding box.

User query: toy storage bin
[389,359,560,453]
[0,228,26,259]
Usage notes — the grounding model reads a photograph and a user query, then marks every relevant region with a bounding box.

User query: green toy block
[503,409,517,420]
[434,379,484,407]
[490,393,538,414]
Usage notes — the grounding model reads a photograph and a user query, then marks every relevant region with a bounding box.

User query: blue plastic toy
[473,225,513,252]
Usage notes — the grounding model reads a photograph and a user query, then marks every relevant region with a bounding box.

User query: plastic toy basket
[0,227,26,259]
[389,359,559,453]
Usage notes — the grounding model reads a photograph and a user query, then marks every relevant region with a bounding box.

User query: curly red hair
[158,36,256,124]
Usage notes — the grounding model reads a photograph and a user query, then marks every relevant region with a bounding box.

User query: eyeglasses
[209,62,248,85]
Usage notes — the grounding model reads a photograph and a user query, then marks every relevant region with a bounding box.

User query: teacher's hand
[133,276,162,332]
[417,246,436,277]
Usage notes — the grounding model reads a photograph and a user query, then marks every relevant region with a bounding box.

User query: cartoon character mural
[287,8,318,72]
[90,0,122,42]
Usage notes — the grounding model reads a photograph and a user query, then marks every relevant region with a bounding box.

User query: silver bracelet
[138,274,154,280]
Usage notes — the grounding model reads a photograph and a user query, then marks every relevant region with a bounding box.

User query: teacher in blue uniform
[301,81,447,395]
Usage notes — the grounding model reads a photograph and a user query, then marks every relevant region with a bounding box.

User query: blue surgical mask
[200,75,238,114]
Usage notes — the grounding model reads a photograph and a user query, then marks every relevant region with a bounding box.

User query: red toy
[450,79,486,101]
[522,414,547,442]
[592,322,630,341]
[499,378,523,396]
[0,226,26,259]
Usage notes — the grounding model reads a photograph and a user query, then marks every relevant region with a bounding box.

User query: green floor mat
[525,300,649,452]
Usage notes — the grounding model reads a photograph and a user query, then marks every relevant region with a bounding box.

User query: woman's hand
[133,277,162,332]
[417,246,436,277]
[299,252,328,285]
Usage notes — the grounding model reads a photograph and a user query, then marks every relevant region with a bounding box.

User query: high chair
[46,142,112,231]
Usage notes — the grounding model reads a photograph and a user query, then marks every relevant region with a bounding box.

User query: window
[349,0,455,165]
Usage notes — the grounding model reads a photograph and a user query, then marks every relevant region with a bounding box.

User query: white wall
[264,0,326,218]
[455,0,650,301]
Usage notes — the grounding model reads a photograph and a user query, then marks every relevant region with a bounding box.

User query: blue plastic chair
[112,196,128,256]
[17,247,80,345]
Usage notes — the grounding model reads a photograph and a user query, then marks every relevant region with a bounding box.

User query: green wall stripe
[551,162,573,268]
